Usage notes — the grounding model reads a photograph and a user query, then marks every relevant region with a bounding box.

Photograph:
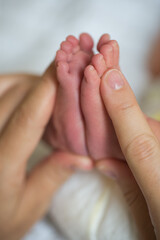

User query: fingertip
[96,159,116,176]
[53,152,93,171]
[101,69,125,96]
[96,158,131,182]
[76,156,94,171]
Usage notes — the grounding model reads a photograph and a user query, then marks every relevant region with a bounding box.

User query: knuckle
[14,105,32,129]
[125,134,159,163]
[115,101,136,114]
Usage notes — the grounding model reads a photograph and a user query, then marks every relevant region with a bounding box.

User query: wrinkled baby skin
[44,33,93,155]
[44,33,124,160]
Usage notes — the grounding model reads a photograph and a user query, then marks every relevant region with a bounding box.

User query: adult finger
[0,74,57,181]
[0,81,38,132]
[0,74,39,96]
[96,158,155,240]
[16,152,93,229]
[100,69,160,220]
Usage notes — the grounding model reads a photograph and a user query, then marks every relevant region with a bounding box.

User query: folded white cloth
[49,171,137,240]
[23,219,65,240]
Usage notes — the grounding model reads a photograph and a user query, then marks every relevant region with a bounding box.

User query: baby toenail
[89,65,94,71]
[104,69,124,90]
[107,45,113,51]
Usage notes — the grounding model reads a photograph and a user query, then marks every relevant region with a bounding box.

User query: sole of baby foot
[81,34,123,160]
[51,33,94,155]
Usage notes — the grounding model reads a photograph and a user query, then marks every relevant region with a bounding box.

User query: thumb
[17,152,93,225]
[100,69,160,225]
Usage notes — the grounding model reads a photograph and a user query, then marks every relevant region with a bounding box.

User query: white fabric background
[0,0,160,239]
[1,0,160,97]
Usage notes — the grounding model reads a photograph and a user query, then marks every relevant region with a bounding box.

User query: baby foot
[81,34,123,160]
[46,34,93,155]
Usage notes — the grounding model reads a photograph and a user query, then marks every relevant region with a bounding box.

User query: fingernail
[81,158,93,170]
[97,165,117,180]
[104,69,124,90]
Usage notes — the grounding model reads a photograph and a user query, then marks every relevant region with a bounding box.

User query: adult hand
[0,73,40,131]
[0,71,92,240]
[96,69,160,239]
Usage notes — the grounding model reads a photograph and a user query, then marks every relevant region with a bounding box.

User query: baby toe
[91,53,106,77]
[97,33,110,51]
[55,50,67,64]
[100,44,114,68]
[57,61,69,86]
[108,40,120,67]
[61,41,73,54]
[79,33,94,54]
[66,35,79,47]
[84,65,100,84]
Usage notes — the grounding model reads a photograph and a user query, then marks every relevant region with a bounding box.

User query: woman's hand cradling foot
[0,73,93,240]
[96,69,160,240]
[0,74,40,132]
